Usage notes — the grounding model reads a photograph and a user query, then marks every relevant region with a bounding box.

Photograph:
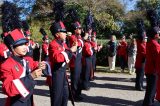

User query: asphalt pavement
[0,72,160,106]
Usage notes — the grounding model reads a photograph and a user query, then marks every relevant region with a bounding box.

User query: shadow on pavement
[80,94,135,106]
[36,79,47,86]
[80,94,160,106]
[34,88,50,97]
[0,83,2,93]
[33,79,50,97]
[90,82,136,91]
[135,100,160,106]
[94,76,135,83]
[95,67,107,72]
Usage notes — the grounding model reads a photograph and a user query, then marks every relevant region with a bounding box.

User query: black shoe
[83,86,90,91]
[74,96,83,102]
[90,78,94,81]
[136,87,144,91]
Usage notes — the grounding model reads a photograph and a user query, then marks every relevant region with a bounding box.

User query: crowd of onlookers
[106,35,138,75]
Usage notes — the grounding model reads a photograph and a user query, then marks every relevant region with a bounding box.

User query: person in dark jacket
[107,35,117,71]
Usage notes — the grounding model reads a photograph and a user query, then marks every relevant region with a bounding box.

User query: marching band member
[0,2,46,106]
[143,10,160,106]
[85,11,97,80]
[49,1,77,106]
[135,20,147,91]
[68,9,84,101]
[81,32,93,90]
[39,28,49,61]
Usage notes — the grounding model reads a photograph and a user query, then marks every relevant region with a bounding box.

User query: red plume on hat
[1,1,28,49]
[39,28,48,41]
[50,1,66,36]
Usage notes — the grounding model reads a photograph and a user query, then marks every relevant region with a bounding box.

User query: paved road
[0,72,160,106]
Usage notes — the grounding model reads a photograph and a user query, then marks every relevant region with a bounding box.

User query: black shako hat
[50,1,67,36]
[136,19,147,40]
[1,1,28,49]
[147,9,160,38]
[39,27,49,41]
[68,9,82,30]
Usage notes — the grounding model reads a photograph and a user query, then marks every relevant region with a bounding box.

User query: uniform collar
[56,39,64,46]
[11,55,24,66]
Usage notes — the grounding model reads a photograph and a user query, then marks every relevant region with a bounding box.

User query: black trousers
[51,70,69,106]
[91,54,96,79]
[143,74,157,106]
[135,67,144,89]
[119,56,126,70]
[82,57,92,89]
[70,66,82,98]
[92,54,96,71]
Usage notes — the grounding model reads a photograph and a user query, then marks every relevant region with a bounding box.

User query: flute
[39,46,42,69]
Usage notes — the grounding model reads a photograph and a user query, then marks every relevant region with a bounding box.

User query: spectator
[107,35,117,71]
[127,37,137,75]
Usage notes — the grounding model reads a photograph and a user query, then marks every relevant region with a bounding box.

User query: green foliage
[30,0,125,38]
[96,42,108,66]
[95,12,120,31]
[136,0,160,11]
[29,20,53,43]
[122,11,144,34]
[64,2,87,32]
[122,0,160,35]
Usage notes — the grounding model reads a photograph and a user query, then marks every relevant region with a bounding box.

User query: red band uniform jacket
[69,35,84,68]
[82,40,93,65]
[135,40,146,69]
[49,39,72,72]
[42,42,49,61]
[151,39,160,101]
[156,53,160,101]
[0,43,11,64]
[145,39,160,74]
[0,56,39,106]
